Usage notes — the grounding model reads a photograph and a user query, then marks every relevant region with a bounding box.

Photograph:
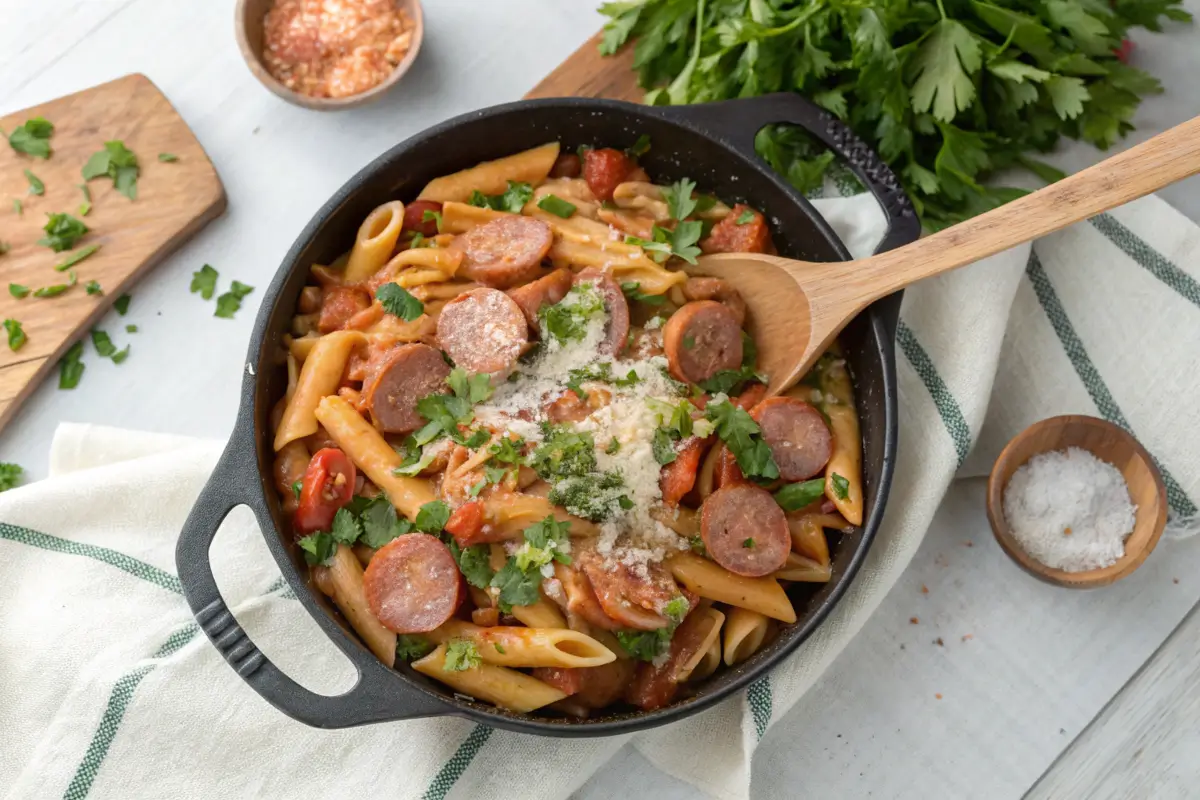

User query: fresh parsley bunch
[600,0,1189,230]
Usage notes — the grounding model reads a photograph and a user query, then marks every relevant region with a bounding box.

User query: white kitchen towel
[3,192,1199,800]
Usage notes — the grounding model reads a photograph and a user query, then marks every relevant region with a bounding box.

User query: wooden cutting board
[526,32,639,102]
[0,74,224,432]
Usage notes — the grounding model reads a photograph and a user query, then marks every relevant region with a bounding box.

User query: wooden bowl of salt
[986,415,1168,589]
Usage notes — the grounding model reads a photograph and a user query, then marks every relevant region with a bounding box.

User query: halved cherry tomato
[293,448,356,535]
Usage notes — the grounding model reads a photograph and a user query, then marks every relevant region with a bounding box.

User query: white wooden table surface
[2,1,1197,797]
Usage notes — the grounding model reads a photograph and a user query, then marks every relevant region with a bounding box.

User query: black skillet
[175,92,919,737]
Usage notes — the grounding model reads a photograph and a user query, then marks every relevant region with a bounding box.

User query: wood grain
[0,74,224,432]
[984,415,1168,588]
[524,32,640,102]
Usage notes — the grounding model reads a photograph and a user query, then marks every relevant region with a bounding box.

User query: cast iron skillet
[176,93,919,737]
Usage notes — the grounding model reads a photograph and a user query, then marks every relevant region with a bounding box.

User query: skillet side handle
[175,435,444,728]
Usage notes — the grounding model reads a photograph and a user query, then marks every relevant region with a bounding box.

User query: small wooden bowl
[235,0,424,111]
[986,415,1168,589]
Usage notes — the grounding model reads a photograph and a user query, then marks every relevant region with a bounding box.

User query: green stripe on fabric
[422,724,493,800]
[0,523,182,595]
[747,676,772,740]
[62,624,199,800]
[896,321,972,467]
[1025,253,1197,518]
[1091,213,1200,309]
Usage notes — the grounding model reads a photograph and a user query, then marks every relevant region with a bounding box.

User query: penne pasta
[382,245,464,278]
[512,595,569,630]
[288,334,320,363]
[775,552,833,583]
[650,504,699,538]
[480,494,599,539]
[676,607,725,682]
[427,620,615,669]
[667,552,797,623]
[722,607,770,666]
[530,178,600,219]
[612,181,731,221]
[439,201,509,234]
[820,358,863,525]
[344,201,405,283]
[695,443,723,502]
[787,513,831,567]
[418,142,560,203]
[547,239,686,293]
[313,395,437,520]
[320,544,397,668]
[274,330,365,451]
[411,644,567,713]
[691,636,722,682]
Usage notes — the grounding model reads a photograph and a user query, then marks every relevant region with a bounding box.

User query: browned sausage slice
[506,267,573,329]
[574,268,630,356]
[700,484,790,577]
[450,216,553,288]
[363,533,461,634]
[750,397,834,481]
[436,288,529,377]
[682,277,747,327]
[361,343,451,433]
[662,301,743,384]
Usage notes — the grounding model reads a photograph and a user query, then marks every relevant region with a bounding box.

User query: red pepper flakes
[920,584,929,595]
[910,616,919,625]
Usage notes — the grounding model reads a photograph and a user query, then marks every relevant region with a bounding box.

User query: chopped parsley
[468,180,534,213]
[688,535,706,555]
[291,480,302,499]
[78,184,92,216]
[81,140,140,200]
[742,537,755,548]
[91,329,130,364]
[37,213,89,252]
[377,282,424,321]
[396,634,433,662]
[538,284,606,345]
[528,427,596,481]
[565,361,639,399]
[126,324,137,333]
[615,627,673,662]
[550,470,627,522]
[536,194,577,218]
[7,117,54,158]
[443,639,483,671]
[297,532,336,565]
[158,153,179,162]
[34,270,77,298]
[663,595,690,623]
[24,169,44,196]
[652,427,678,465]
[215,281,254,318]
[57,342,85,389]
[626,134,652,157]
[449,540,495,588]
[705,398,779,480]
[489,435,526,465]
[330,507,363,545]
[735,209,756,225]
[494,643,507,655]
[620,280,666,305]
[415,499,450,533]
[421,208,443,232]
[489,516,572,612]
[12,199,21,215]
[4,319,26,351]
[774,478,827,512]
[605,436,621,454]
[55,244,101,271]
[699,332,762,395]
[624,220,703,265]
[114,294,131,315]
[831,473,850,500]
[661,177,699,221]
[191,265,218,299]
[9,284,29,299]
[0,463,24,492]
[447,367,494,403]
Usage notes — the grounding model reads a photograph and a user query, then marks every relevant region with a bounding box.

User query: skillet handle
[658,92,920,257]
[176,434,444,728]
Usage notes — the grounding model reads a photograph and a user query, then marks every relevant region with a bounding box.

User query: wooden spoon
[690,116,1200,394]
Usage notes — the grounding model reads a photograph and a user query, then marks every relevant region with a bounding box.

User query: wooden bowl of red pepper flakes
[236,0,424,110]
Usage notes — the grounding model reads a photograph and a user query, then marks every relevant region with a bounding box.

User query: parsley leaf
[774,478,827,512]
[415,500,450,533]
[606,436,621,454]
[447,367,494,403]
[831,472,851,500]
[416,393,474,444]
[489,435,526,465]
[8,117,54,158]
[536,194,577,218]
[705,399,779,480]
[620,280,666,305]
[58,341,85,389]
[490,559,541,613]
[0,463,23,492]
[158,153,179,163]
[9,284,29,299]
[292,481,302,499]
[358,496,413,548]
[215,280,254,319]
[330,507,363,545]
[91,329,130,364]
[377,282,425,321]
[396,634,433,662]
[661,177,698,221]
[449,540,496,588]
[652,427,679,466]
[191,264,219,299]
[55,244,100,271]
[626,134,652,157]
[24,169,44,196]
[82,140,140,200]
[37,213,89,252]
[468,180,534,213]
[4,319,26,351]
[443,639,483,671]
[538,284,606,345]
[114,294,131,315]
[735,209,756,225]
[624,220,703,265]
[297,532,336,565]
[615,627,673,662]
[909,20,982,124]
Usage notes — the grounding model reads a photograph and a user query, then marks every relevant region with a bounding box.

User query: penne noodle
[588,628,630,662]
[291,313,319,337]
[345,201,405,283]
[676,607,725,682]
[722,607,770,666]
[667,552,797,623]
[412,280,479,302]
[383,245,464,278]
[395,268,450,289]
[288,334,320,363]
[364,313,436,341]
[285,353,300,403]
[313,395,437,520]
[311,261,347,287]
[820,358,863,525]
[691,636,722,682]
[427,620,615,669]
[418,142,560,203]
[530,178,600,219]
[274,330,365,451]
[650,504,699,538]
[440,201,509,234]
[596,207,655,240]
[352,542,375,568]
[411,644,567,713]
[787,513,831,567]
[512,595,569,630]
[612,182,731,221]
[323,544,397,668]
[695,443,723,502]
[775,552,833,583]
[480,494,599,539]
[807,511,854,533]
[346,302,385,331]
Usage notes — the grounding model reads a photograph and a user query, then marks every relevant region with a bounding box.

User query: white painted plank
[1027,602,1200,799]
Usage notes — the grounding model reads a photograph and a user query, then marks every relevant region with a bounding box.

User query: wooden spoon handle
[851,115,1200,302]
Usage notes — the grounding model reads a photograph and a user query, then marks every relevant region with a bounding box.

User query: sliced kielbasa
[663,300,743,384]
[700,484,790,577]
[450,216,553,288]
[700,204,773,255]
[506,267,573,330]
[574,268,629,356]
[750,397,834,481]
[436,287,529,378]
[576,548,680,631]
[682,276,747,327]
[361,343,451,433]
[555,563,622,631]
[403,200,443,237]
[549,153,582,179]
[363,533,460,634]
[318,285,371,333]
[583,148,634,202]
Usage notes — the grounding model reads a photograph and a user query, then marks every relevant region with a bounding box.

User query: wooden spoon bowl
[985,415,1168,589]
[235,0,424,111]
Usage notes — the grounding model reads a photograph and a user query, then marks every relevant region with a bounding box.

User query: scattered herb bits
[55,244,101,271]
[214,281,254,319]
[3,319,27,351]
[126,324,137,333]
[85,281,103,296]
[58,341,86,389]
[0,463,23,492]
[7,117,54,159]
[114,294,131,315]
[376,282,424,321]
[13,199,22,216]
[78,184,92,216]
[190,264,218,299]
[9,284,29,299]
[158,153,179,162]
[24,169,45,196]
[81,140,140,200]
[37,213,89,252]
[536,194,577,218]
[91,329,130,363]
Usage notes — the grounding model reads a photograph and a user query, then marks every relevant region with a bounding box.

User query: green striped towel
[2,193,1197,800]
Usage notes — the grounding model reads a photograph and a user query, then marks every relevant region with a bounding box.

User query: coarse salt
[1002,447,1137,572]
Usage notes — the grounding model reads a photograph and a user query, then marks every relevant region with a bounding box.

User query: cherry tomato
[293,448,356,535]
[403,200,443,237]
